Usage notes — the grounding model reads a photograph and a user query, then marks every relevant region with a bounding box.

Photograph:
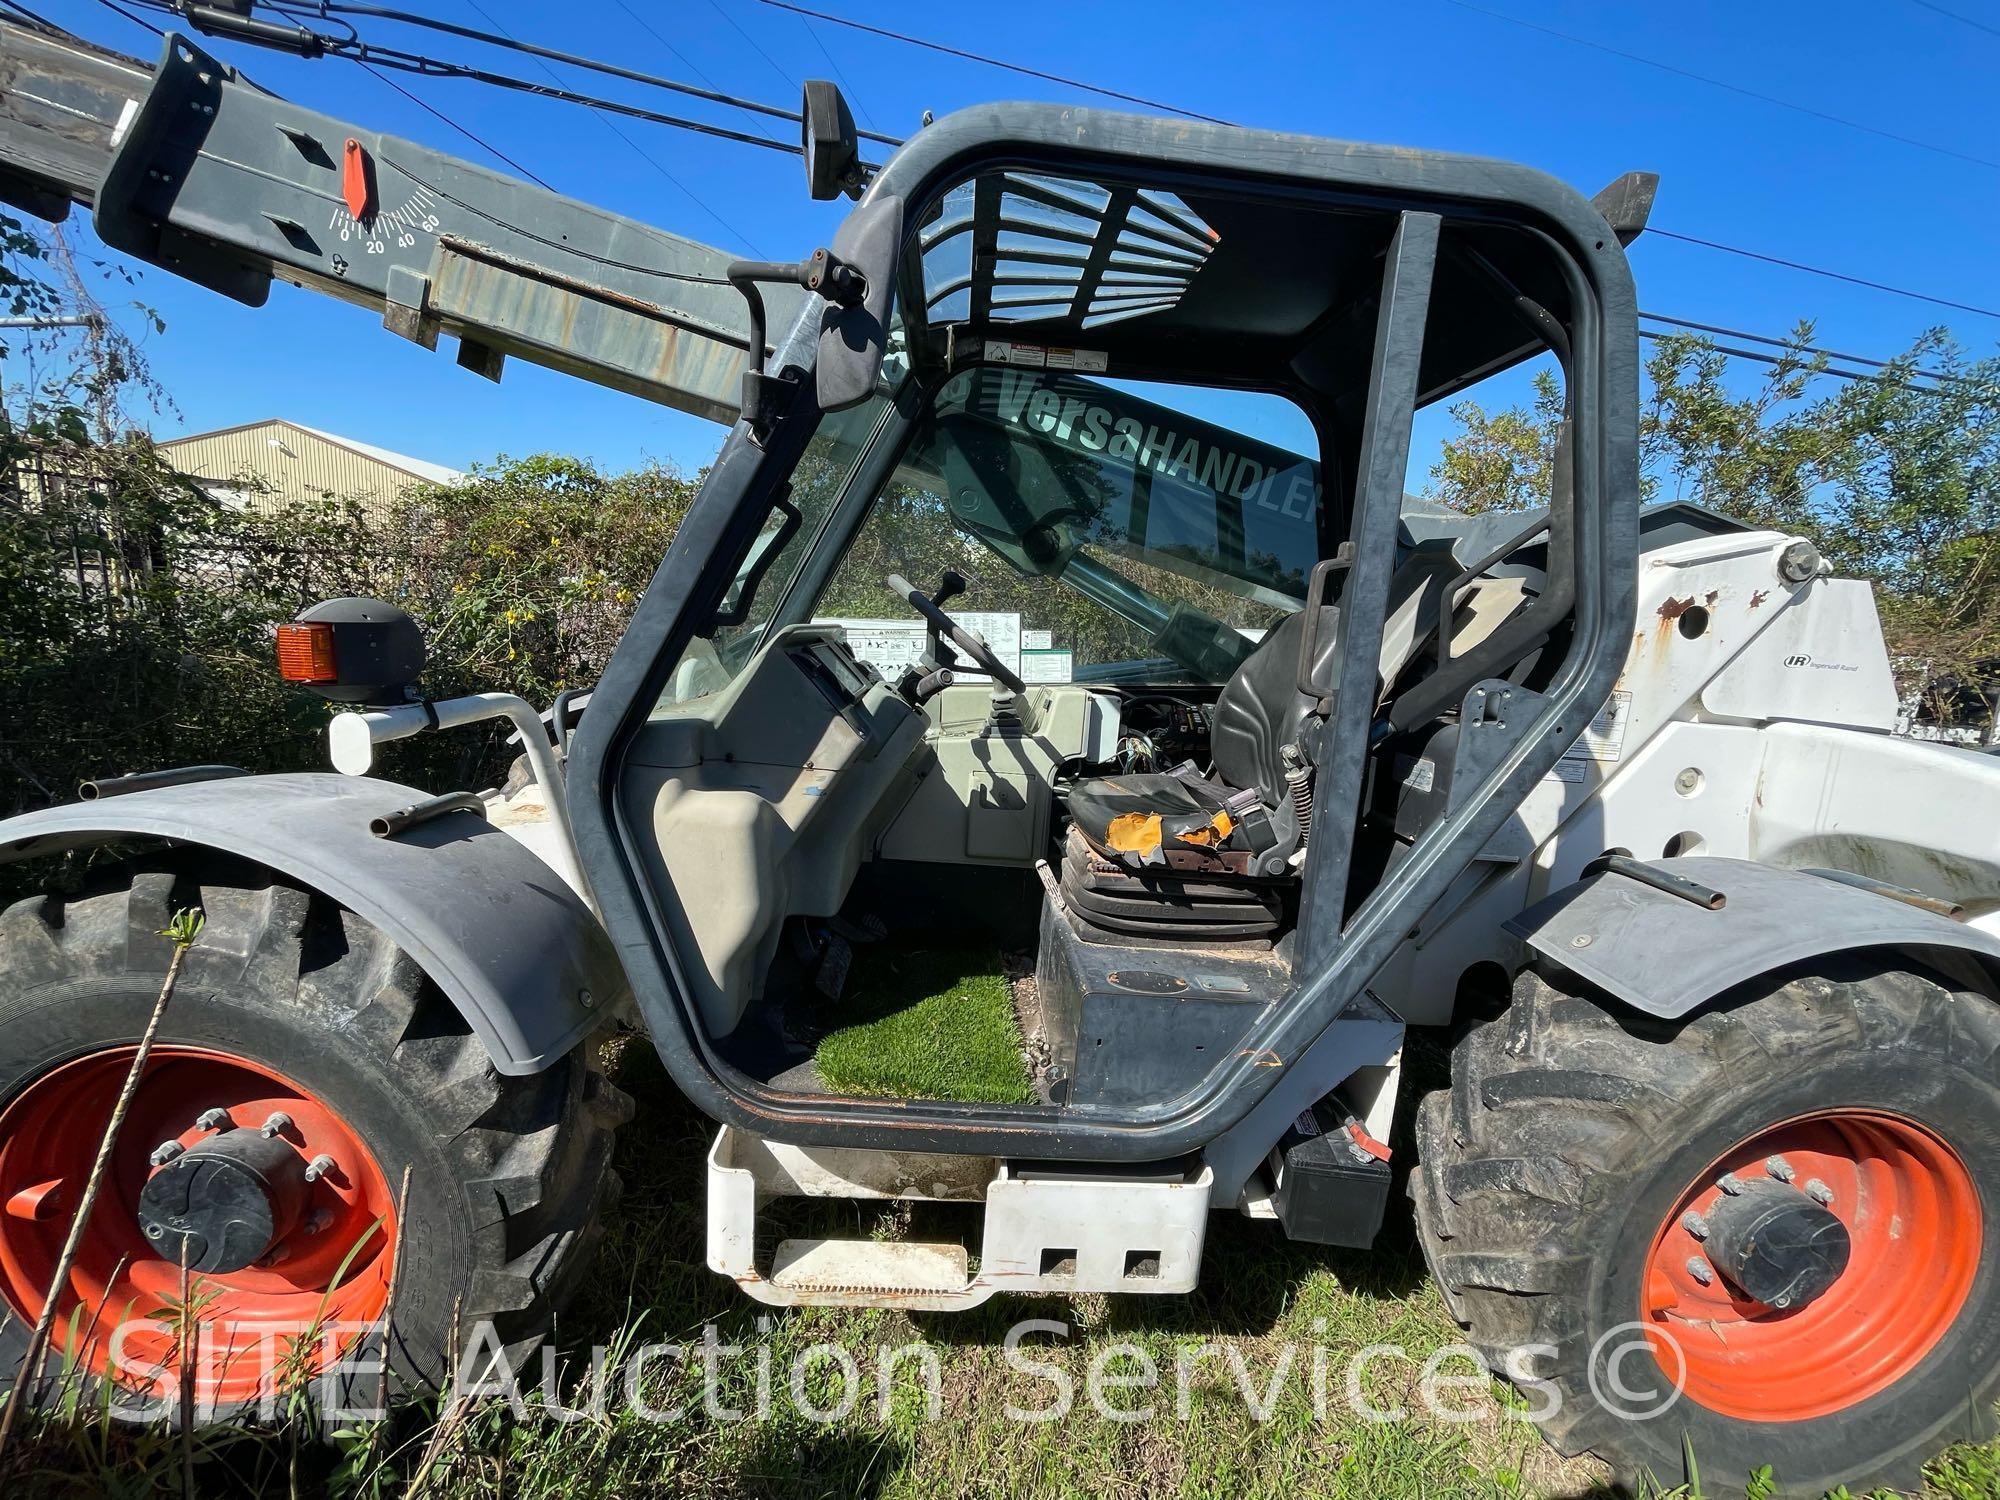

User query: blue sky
[23,0,2000,483]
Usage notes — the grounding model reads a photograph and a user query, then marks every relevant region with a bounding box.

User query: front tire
[1415,958,2000,1497]
[0,864,628,1417]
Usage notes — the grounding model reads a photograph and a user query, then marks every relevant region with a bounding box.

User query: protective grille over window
[919,172,1218,332]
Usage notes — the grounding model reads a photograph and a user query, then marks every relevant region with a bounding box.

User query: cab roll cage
[564,104,1641,1162]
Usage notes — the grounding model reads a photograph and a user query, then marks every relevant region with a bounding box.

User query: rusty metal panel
[426,238,755,425]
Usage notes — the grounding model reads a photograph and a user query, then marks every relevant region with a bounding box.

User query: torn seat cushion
[1068,773,1237,867]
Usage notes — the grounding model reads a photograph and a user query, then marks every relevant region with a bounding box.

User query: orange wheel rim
[1642,1109,1980,1422]
[0,1046,398,1408]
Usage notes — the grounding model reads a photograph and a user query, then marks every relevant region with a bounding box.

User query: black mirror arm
[726,250,869,441]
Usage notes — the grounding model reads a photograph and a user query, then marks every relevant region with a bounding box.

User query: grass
[812,946,1036,1104]
[6,1030,1999,1498]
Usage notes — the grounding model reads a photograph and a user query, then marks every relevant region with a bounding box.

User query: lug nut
[302,1154,336,1184]
[1686,1256,1715,1287]
[1765,1155,1796,1183]
[1804,1178,1834,1206]
[259,1240,292,1267]
[195,1108,231,1132]
[149,1140,185,1167]
[1681,1210,1709,1240]
[1717,1172,1746,1196]
[258,1112,293,1139]
[304,1207,335,1235]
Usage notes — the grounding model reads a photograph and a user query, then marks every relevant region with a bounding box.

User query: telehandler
[0,16,1995,1493]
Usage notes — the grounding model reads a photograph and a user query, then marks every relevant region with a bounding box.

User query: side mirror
[801,81,860,202]
[816,191,903,412]
[276,597,426,705]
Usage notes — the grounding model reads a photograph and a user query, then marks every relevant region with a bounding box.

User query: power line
[259,0,898,143]
[747,2,2000,322]
[82,1,1999,368]
[102,0,283,93]
[1638,328,1950,391]
[606,0,789,155]
[607,0,780,137]
[1632,316,1976,390]
[1640,312,1970,382]
[1,0,73,34]
[1433,0,2000,172]
[707,0,797,92]
[751,0,1233,125]
[134,0,812,155]
[787,6,880,134]
[1646,228,2000,323]
[1905,0,2000,41]
[449,0,764,255]
[89,0,166,39]
[358,57,551,187]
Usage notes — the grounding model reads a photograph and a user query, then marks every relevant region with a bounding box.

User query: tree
[0,213,383,829]
[1424,366,1566,515]
[388,453,700,703]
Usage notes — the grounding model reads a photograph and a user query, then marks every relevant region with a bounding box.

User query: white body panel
[1385,528,2000,1024]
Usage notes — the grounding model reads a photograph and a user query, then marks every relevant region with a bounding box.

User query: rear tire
[1415,958,2000,1498]
[0,864,629,1417]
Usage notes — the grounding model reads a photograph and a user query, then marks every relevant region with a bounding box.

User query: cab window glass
[815,367,1320,687]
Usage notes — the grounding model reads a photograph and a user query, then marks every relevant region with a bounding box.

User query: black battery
[1272,1098,1393,1248]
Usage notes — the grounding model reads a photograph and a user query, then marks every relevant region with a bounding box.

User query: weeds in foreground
[0,1029,1995,1498]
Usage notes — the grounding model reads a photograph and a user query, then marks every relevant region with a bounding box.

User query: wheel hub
[0,1045,396,1406]
[1642,1108,1980,1423]
[134,1127,313,1273]
[1700,1175,1851,1311]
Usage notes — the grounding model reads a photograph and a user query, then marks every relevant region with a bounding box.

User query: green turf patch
[813,946,1035,1104]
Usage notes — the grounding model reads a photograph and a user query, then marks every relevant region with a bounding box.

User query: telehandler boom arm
[0,17,785,423]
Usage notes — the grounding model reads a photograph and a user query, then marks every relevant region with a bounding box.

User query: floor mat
[812,946,1035,1104]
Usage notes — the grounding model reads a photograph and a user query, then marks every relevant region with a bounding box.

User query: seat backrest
[1210,606,1338,806]
[1210,541,1465,805]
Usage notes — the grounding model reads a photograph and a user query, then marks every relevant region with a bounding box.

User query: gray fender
[0,772,622,1074]
[1508,854,2000,1017]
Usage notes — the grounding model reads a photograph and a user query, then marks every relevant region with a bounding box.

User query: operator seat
[1066,542,1468,883]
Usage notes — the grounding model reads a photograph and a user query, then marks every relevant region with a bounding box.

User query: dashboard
[620,625,925,1037]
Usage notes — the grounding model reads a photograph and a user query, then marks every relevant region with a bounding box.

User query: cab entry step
[708,1127,1213,1310]
[770,1239,971,1297]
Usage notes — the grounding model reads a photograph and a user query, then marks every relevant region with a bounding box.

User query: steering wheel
[886,572,1027,692]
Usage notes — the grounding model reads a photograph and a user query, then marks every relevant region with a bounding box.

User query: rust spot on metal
[1704,589,1720,606]
[437,234,748,344]
[1750,590,1770,609]
[1656,596,1695,622]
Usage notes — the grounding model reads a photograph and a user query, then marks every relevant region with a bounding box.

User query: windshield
[815,366,1321,686]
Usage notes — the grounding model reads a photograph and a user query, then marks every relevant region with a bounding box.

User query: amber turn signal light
[276,622,340,684]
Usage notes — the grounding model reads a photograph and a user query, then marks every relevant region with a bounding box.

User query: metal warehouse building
[157,418,463,519]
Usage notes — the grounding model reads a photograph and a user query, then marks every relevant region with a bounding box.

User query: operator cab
[592,120,1637,1143]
